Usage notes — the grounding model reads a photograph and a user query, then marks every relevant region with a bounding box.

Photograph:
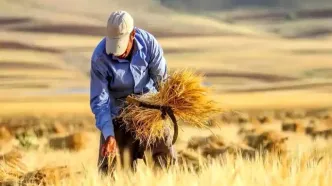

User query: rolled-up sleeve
[148,35,168,90]
[90,58,114,139]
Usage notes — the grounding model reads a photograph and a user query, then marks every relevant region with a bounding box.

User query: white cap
[105,11,134,56]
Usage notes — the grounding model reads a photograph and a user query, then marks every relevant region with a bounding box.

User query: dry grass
[20,166,72,186]
[119,69,222,144]
[0,110,332,185]
[1,144,332,186]
[0,162,72,186]
[0,150,28,183]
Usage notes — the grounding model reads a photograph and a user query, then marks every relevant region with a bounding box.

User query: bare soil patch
[229,8,332,22]
[297,8,332,19]
[291,49,332,55]
[0,83,49,89]
[12,24,105,36]
[11,24,230,38]
[0,75,71,80]
[0,61,61,70]
[0,75,27,80]
[223,82,332,93]
[0,41,61,53]
[0,17,32,26]
[303,68,332,79]
[201,71,298,82]
[285,27,332,39]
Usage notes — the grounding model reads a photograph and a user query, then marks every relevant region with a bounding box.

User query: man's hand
[101,136,117,157]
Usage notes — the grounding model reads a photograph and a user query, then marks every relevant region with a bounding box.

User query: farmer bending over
[90,10,177,174]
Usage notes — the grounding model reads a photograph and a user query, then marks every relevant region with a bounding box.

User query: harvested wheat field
[1,0,332,185]
[1,109,332,185]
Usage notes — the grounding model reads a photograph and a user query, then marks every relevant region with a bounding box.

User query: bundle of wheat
[310,129,332,140]
[48,132,88,151]
[119,69,222,144]
[0,150,27,184]
[187,135,226,150]
[201,143,256,159]
[1,163,75,186]
[0,126,12,141]
[243,131,288,155]
[20,166,71,186]
[281,120,305,133]
[177,149,205,172]
[0,126,14,151]
[51,121,67,134]
[255,115,273,125]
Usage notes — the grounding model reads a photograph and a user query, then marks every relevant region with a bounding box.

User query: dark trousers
[97,119,177,174]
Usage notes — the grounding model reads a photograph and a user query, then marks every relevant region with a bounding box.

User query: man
[90,10,177,174]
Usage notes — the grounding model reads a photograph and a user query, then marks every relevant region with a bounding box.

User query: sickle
[126,96,178,144]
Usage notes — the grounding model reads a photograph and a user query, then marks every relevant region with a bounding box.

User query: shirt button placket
[129,64,137,93]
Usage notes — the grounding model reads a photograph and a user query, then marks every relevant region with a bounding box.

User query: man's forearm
[95,109,114,140]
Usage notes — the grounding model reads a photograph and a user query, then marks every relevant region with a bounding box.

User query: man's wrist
[105,135,114,141]
[101,125,114,140]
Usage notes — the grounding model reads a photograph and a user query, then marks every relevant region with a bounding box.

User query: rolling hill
[1,0,332,112]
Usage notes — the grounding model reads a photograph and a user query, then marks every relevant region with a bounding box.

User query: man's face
[115,30,136,59]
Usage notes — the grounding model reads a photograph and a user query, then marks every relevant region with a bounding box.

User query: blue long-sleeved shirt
[90,28,167,140]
